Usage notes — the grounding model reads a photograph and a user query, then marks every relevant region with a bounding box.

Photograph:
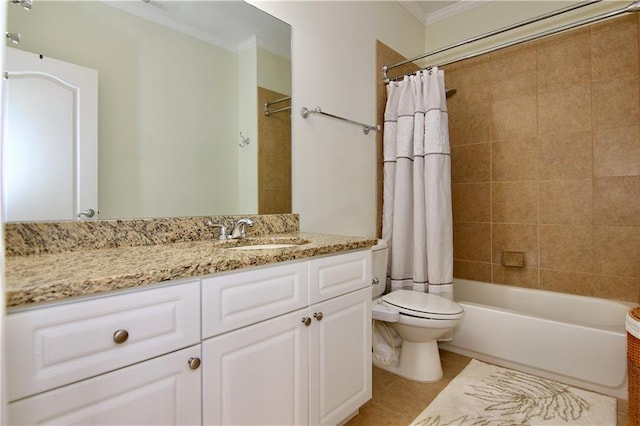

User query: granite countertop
[5,233,377,309]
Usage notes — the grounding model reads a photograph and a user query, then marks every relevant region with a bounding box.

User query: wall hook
[239,132,250,148]
[5,32,20,44]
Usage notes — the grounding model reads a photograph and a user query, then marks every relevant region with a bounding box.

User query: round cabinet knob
[301,317,311,326]
[187,357,201,370]
[371,277,380,285]
[113,329,129,344]
[313,312,323,321]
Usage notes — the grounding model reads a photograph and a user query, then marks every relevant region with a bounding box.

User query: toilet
[371,239,464,382]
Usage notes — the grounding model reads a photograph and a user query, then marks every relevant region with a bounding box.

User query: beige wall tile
[492,223,538,267]
[592,77,639,130]
[539,224,593,272]
[453,260,492,282]
[538,131,592,180]
[491,44,537,77]
[538,179,592,225]
[593,176,640,226]
[491,72,536,102]
[491,46,536,101]
[492,181,538,224]
[491,95,537,142]
[539,269,594,296]
[593,226,640,278]
[492,139,537,181]
[451,144,490,183]
[453,222,491,262]
[448,99,492,146]
[492,265,539,289]
[591,17,639,82]
[538,33,590,92]
[592,275,640,303]
[593,125,640,177]
[452,183,490,222]
[446,62,491,103]
[538,84,591,136]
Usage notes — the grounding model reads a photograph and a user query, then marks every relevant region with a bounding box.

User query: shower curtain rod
[383,0,640,84]
[264,96,292,116]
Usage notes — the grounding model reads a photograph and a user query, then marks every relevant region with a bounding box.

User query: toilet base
[372,340,443,383]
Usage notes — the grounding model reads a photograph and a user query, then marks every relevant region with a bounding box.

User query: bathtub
[439,278,635,399]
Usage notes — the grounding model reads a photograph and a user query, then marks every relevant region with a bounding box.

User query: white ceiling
[103,0,291,58]
[399,0,491,26]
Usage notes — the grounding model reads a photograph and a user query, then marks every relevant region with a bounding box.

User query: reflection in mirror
[4,0,291,221]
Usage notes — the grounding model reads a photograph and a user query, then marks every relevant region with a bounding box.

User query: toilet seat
[382,290,464,320]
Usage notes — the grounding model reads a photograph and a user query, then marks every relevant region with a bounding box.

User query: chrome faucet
[230,218,254,239]
[206,217,254,240]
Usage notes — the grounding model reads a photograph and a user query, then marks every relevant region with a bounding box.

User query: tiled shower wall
[258,86,291,214]
[377,15,640,303]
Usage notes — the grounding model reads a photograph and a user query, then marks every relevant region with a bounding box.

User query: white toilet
[371,239,464,382]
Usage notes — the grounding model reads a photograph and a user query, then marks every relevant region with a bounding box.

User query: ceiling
[103,0,291,58]
[399,0,490,26]
[104,0,486,56]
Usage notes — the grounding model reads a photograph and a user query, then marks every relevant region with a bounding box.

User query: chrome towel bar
[300,106,380,135]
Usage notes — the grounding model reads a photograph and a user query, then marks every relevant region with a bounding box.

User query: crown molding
[399,1,492,27]
[425,1,491,25]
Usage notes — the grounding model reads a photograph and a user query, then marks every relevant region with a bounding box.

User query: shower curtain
[382,67,453,299]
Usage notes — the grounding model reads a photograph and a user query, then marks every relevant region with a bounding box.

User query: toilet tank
[371,239,388,298]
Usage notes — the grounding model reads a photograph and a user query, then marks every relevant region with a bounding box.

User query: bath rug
[410,359,616,426]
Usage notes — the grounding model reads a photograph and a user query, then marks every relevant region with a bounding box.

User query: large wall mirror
[4,0,291,222]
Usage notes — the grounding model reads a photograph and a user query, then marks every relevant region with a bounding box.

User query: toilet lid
[382,290,464,320]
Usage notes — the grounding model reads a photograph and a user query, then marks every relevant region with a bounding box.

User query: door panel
[2,47,98,221]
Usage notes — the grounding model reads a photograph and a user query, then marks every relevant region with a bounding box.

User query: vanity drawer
[6,280,200,402]
[309,249,372,304]
[202,262,308,338]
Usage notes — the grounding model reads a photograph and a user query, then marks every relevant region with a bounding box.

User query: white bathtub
[439,278,635,399]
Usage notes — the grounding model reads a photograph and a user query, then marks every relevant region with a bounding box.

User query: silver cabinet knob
[187,357,201,370]
[113,329,129,344]
[313,312,323,321]
[372,277,380,285]
[77,208,95,218]
[301,317,311,326]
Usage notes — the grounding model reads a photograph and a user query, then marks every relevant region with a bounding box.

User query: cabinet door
[8,345,202,425]
[309,288,372,425]
[203,308,309,425]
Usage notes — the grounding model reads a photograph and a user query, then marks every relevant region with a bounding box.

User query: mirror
[4,0,292,221]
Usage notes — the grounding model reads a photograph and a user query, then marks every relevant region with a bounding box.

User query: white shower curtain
[382,68,453,299]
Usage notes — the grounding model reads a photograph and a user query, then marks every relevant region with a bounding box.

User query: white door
[202,308,309,426]
[7,345,202,425]
[309,288,372,426]
[2,47,98,221]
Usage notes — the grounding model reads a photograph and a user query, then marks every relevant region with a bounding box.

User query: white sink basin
[229,243,298,250]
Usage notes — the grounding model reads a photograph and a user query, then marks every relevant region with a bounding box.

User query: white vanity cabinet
[201,249,372,426]
[6,280,202,425]
[5,247,373,426]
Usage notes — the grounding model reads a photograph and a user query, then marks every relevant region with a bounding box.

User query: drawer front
[202,262,308,338]
[309,250,372,304]
[7,280,200,402]
[8,345,202,426]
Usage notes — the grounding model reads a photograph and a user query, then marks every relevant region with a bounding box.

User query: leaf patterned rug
[410,360,616,426]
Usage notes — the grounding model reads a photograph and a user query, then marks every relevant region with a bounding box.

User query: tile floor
[346,350,629,425]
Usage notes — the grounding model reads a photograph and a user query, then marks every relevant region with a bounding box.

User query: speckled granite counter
[5,232,377,308]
